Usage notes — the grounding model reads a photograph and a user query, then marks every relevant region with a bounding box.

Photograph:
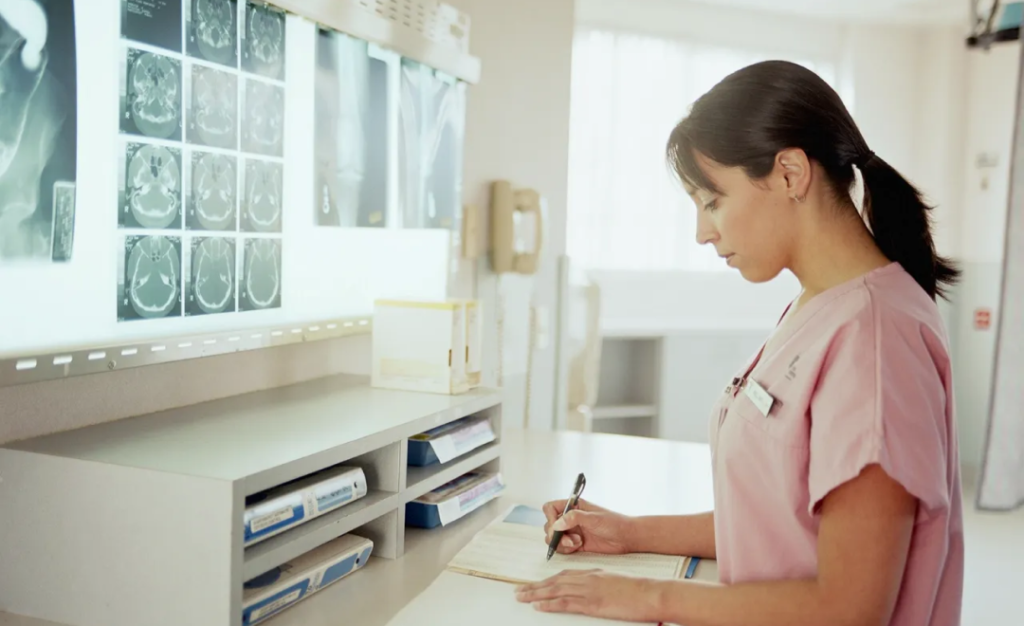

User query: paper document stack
[446,505,688,585]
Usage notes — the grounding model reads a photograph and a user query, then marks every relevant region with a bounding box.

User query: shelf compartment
[404,441,502,504]
[243,490,398,581]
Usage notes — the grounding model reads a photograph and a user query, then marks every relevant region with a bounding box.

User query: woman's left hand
[514,569,662,622]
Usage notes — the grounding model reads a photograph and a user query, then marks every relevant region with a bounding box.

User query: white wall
[573,0,1021,476]
[951,42,1022,471]
[577,0,845,60]
[445,0,575,431]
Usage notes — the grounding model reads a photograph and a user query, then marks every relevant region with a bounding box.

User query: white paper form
[446,519,686,585]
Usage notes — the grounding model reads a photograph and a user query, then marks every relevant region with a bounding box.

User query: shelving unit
[592,336,661,438]
[0,374,503,626]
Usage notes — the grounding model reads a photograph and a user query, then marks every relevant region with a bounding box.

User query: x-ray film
[118,235,184,321]
[119,142,183,229]
[51,181,76,262]
[0,0,78,262]
[121,0,183,53]
[399,59,466,230]
[187,151,238,231]
[242,158,282,233]
[185,0,238,68]
[314,29,390,228]
[121,47,182,140]
[242,77,284,157]
[187,62,238,149]
[240,237,281,311]
[242,0,285,81]
[186,236,237,315]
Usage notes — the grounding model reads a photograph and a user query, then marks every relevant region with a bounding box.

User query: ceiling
[688,0,971,26]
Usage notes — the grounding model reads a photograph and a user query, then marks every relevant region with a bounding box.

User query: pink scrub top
[710,262,964,625]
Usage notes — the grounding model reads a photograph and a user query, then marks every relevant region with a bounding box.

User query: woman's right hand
[542,498,635,556]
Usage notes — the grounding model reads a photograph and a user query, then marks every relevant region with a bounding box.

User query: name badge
[744,379,776,417]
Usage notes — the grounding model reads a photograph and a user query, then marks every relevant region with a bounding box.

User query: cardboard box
[372,299,482,394]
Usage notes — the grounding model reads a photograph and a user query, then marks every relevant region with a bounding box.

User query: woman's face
[687,152,800,284]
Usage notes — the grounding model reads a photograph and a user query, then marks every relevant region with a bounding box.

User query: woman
[514,60,964,625]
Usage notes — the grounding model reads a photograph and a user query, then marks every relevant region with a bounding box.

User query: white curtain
[566,27,840,272]
[979,45,1024,511]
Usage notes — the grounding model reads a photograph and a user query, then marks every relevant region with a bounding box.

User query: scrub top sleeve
[807,313,950,520]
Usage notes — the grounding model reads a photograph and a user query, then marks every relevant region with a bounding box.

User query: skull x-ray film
[242,0,285,81]
[187,150,237,231]
[185,0,237,68]
[186,236,237,315]
[118,142,183,229]
[118,234,184,321]
[314,28,390,228]
[242,77,284,157]
[399,59,466,230]
[121,47,182,141]
[240,237,281,310]
[242,158,282,233]
[0,0,78,263]
[121,0,183,53]
[187,62,238,149]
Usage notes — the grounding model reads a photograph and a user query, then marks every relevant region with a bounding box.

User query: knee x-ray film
[399,59,466,231]
[314,27,390,228]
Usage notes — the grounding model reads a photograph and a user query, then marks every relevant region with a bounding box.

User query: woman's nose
[695,213,718,246]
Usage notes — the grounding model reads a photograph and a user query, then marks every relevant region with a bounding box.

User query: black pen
[546,472,586,561]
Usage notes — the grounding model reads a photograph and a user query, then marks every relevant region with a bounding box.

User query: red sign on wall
[975,308,992,331]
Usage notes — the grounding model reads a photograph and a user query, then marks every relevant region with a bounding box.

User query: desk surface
[0,429,718,626]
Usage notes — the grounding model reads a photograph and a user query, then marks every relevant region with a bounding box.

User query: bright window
[566,27,842,272]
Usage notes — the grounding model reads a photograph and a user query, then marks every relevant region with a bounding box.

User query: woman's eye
[703,199,718,212]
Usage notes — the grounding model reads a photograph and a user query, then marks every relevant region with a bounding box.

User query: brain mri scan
[127,51,181,139]
[245,2,285,79]
[191,152,236,230]
[243,79,283,156]
[126,144,181,229]
[243,238,280,310]
[126,236,181,319]
[192,0,236,65]
[191,65,237,148]
[191,237,235,314]
[244,160,281,232]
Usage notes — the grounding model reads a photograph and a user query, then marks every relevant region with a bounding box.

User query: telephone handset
[490,180,545,274]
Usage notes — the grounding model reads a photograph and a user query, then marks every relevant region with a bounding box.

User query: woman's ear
[776,149,812,203]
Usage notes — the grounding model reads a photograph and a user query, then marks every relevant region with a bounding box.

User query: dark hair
[666,60,959,301]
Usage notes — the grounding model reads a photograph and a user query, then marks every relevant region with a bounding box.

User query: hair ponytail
[858,154,960,300]
[666,59,960,301]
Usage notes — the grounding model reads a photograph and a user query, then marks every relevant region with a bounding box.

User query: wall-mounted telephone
[490,180,545,274]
